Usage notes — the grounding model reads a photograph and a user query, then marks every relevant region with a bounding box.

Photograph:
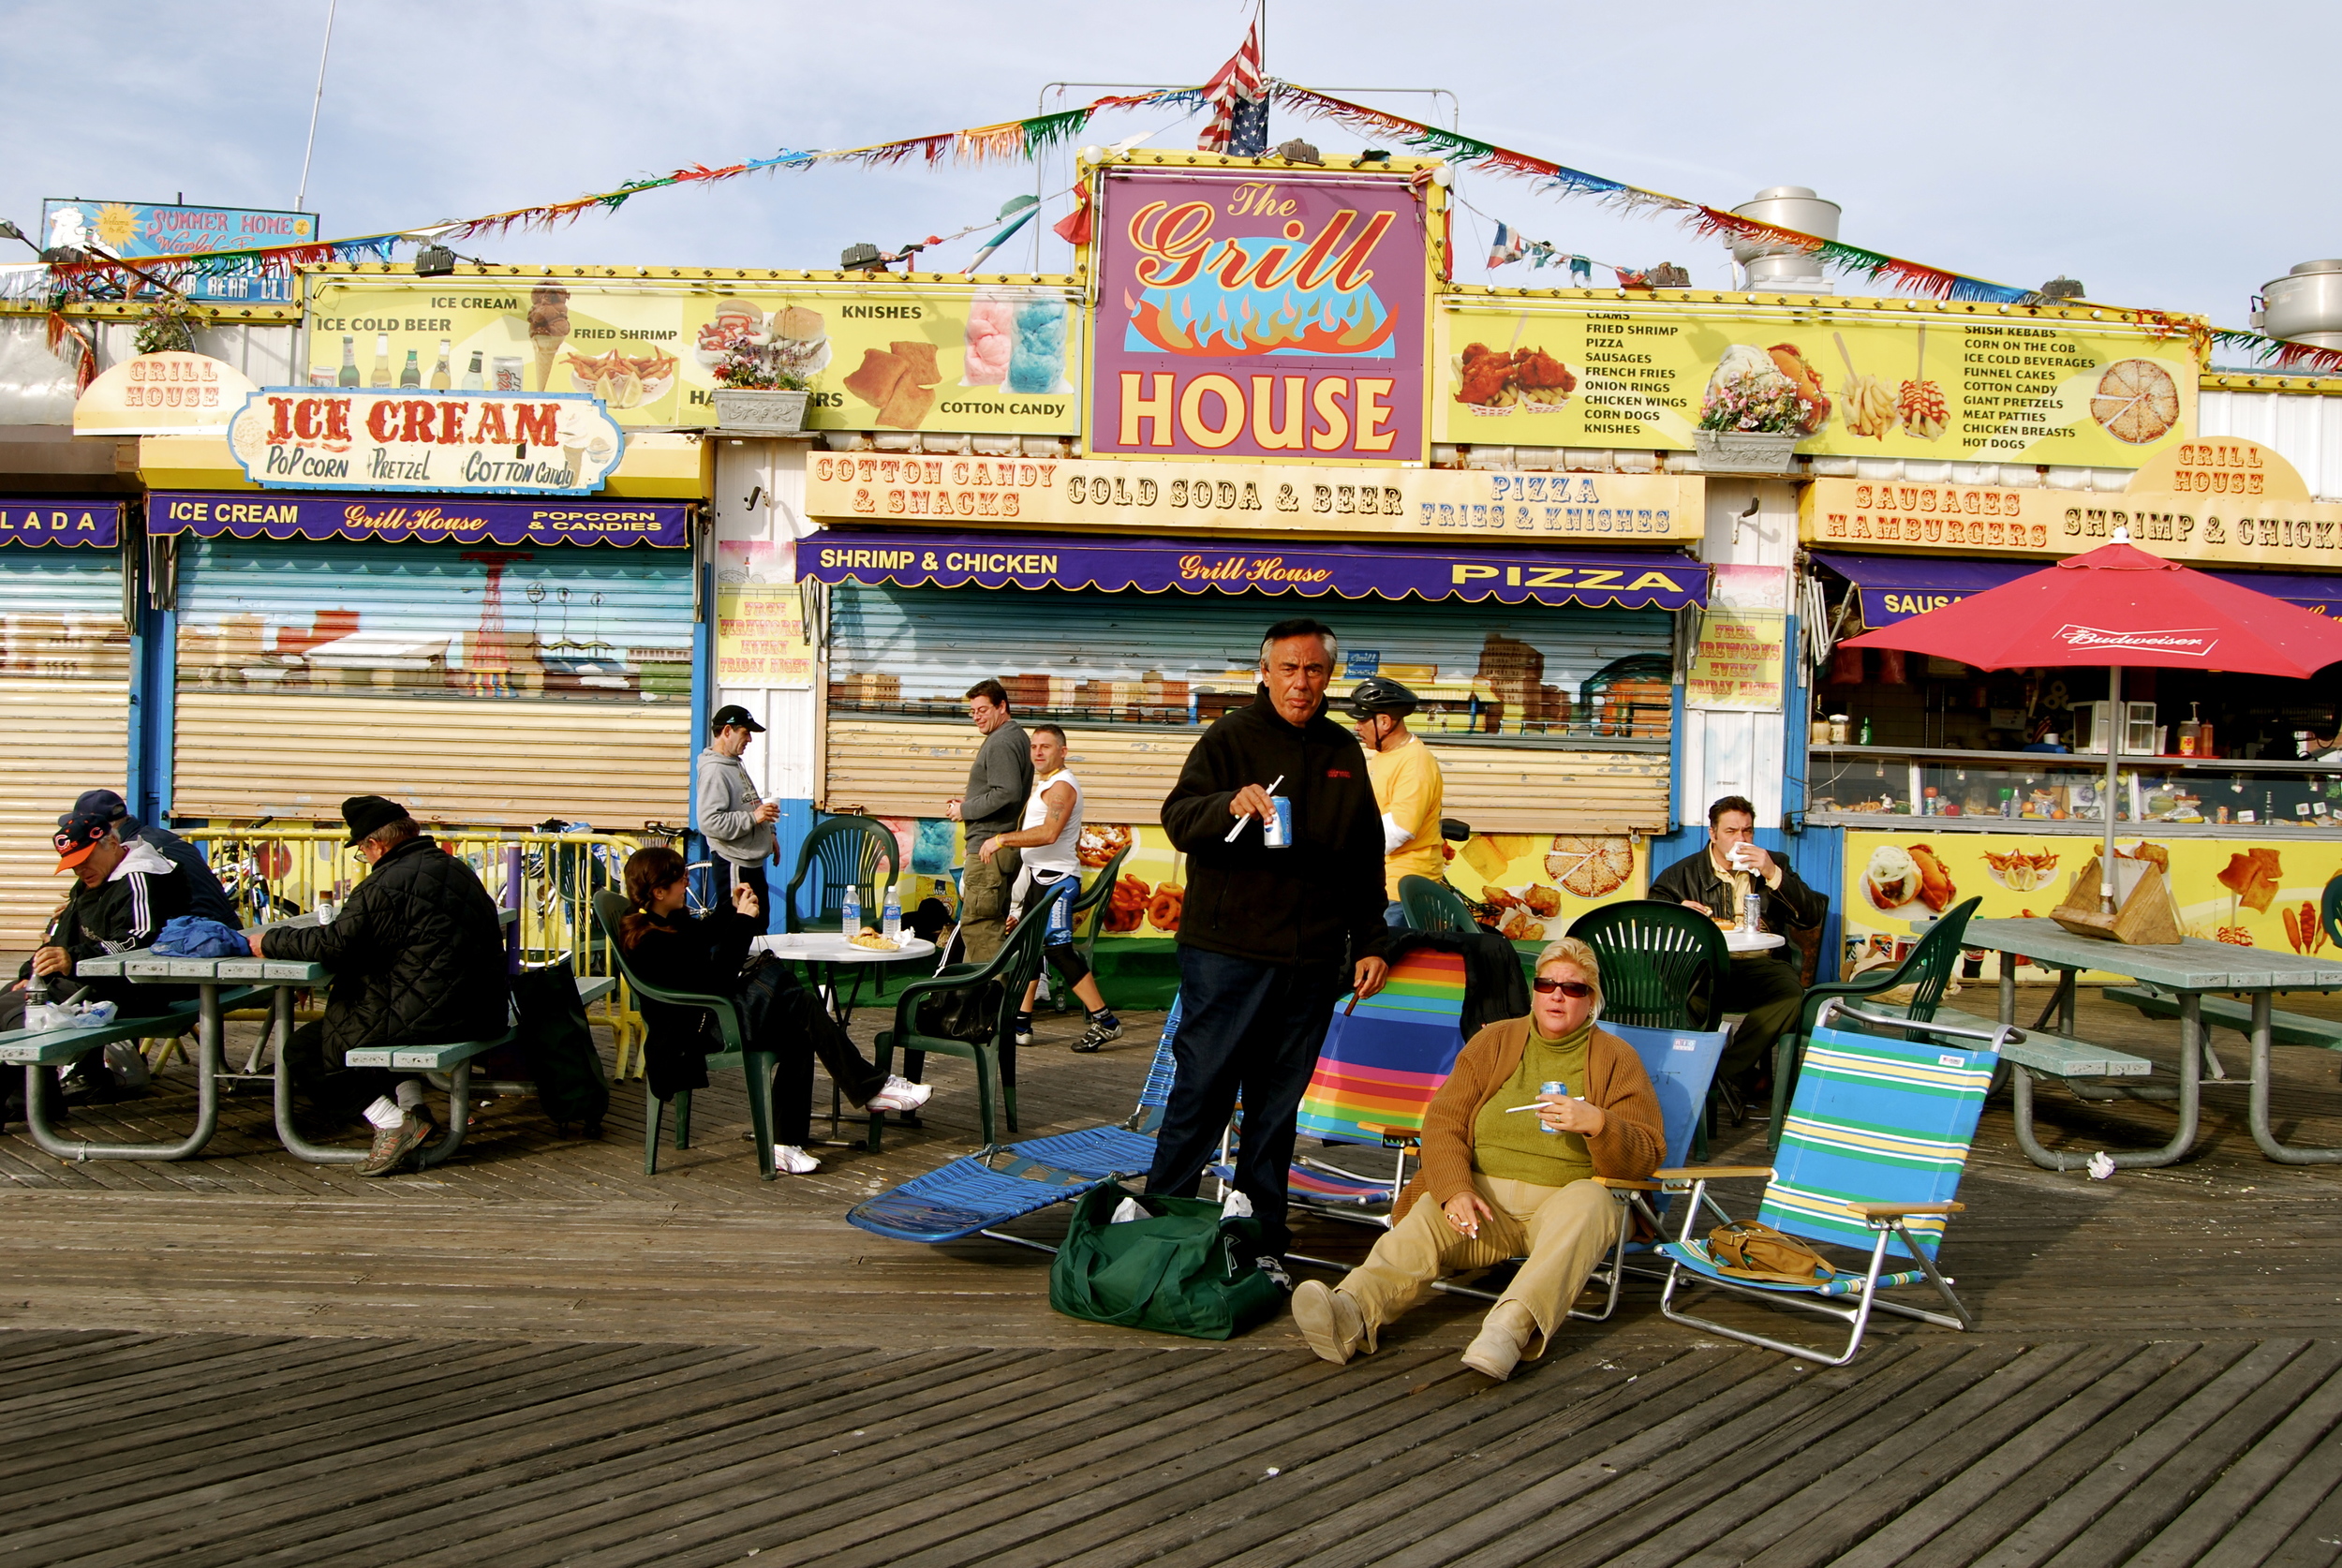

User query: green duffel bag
[1047,1185,1286,1341]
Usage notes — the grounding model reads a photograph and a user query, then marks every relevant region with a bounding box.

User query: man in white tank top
[976,723,1123,1052]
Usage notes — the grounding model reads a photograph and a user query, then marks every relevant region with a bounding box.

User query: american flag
[1196,22,1268,155]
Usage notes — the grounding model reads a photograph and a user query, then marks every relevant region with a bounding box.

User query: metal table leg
[2011,990,2202,1171]
[2248,990,2342,1163]
[22,984,225,1162]
[270,986,366,1165]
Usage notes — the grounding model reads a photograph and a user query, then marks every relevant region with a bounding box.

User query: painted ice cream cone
[526,286,571,392]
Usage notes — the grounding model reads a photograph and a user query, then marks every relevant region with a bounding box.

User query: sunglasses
[1533,977,1595,998]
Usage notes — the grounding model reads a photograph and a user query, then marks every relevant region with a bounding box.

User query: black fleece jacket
[1161,688,1389,969]
[620,907,757,1100]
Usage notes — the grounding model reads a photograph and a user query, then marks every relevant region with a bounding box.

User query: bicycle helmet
[1345,675,1420,721]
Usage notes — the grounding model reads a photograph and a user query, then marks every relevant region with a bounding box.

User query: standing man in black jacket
[251,795,509,1176]
[1148,617,1390,1281]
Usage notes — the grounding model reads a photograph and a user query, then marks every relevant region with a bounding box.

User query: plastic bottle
[1539,1080,1566,1135]
[882,882,902,942]
[840,882,862,938]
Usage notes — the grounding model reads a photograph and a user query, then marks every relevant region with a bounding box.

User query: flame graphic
[1124,238,1395,359]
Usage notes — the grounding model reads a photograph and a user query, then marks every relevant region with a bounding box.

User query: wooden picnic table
[1964,916,2342,1169]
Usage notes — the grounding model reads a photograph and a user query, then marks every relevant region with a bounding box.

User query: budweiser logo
[2054,624,2218,657]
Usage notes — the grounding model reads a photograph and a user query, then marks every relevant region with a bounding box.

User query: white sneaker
[867,1074,933,1113]
[772,1144,821,1175]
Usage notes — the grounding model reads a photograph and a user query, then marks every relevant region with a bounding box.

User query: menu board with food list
[304,274,1082,436]
[1431,295,2199,468]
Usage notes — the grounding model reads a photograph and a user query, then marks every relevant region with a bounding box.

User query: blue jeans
[1145,946,1346,1257]
[1384,899,1408,928]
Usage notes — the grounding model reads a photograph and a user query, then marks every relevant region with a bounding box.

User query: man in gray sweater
[945,679,1031,962]
[696,703,778,924]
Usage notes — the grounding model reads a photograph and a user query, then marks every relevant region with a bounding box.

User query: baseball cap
[711,703,765,733]
[71,789,129,822]
[54,809,112,872]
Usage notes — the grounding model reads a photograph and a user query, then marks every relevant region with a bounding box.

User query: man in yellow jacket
[1347,676,1444,925]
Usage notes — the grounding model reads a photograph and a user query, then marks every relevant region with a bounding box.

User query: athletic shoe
[772,1144,821,1175]
[1013,1015,1034,1047]
[1291,1280,1364,1365]
[353,1114,426,1178]
[1461,1303,1535,1382]
[1253,1255,1294,1294]
[867,1074,933,1113]
[1074,1016,1123,1053]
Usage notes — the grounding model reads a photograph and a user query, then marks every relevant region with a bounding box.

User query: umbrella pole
[2103,663,2121,912]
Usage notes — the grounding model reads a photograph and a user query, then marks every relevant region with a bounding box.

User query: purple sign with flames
[0,499,123,548]
[1088,167,1430,464]
[148,492,689,548]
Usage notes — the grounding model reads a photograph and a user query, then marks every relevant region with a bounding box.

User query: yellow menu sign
[1432,295,2200,468]
[304,275,1082,436]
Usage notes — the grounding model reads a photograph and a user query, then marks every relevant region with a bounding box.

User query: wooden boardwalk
[6,989,2342,1563]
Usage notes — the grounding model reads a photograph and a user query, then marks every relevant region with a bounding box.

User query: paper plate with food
[1983,846,2061,893]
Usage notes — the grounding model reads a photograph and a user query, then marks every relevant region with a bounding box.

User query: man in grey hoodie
[696,704,778,924]
[945,679,1031,963]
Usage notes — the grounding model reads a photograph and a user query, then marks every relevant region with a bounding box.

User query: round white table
[750,933,937,965]
[1726,929,1786,954]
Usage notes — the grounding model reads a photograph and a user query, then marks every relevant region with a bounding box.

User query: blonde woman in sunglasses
[1290,936,1665,1381]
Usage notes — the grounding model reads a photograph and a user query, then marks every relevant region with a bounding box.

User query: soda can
[1539,1080,1566,1135]
[1262,795,1293,849]
[1742,891,1763,933]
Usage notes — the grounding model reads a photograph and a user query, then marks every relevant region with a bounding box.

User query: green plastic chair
[590,890,780,1180]
[1566,899,1730,1030]
[1398,874,1478,933]
[1767,895,1982,1146]
[783,814,901,935]
[868,907,1051,1151]
[2321,877,2342,952]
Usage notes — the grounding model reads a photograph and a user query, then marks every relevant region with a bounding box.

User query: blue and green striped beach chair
[1655,999,2012,1366]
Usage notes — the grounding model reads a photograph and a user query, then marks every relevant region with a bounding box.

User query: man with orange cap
[1,809,192,1119]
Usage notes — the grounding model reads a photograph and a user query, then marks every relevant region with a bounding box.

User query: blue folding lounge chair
[845,997,1183,1249]
[1655,998,2010,1366]
[1431,1020,1729,1323]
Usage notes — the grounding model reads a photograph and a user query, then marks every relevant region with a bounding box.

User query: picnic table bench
[2103,984,2342,1054]
[2,985,262,1161]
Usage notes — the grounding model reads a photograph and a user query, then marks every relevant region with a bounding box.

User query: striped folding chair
[1654,1000,2012,1366]
[1282,943,1472,1220]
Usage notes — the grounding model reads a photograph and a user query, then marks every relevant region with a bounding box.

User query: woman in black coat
[616,846,931,1174]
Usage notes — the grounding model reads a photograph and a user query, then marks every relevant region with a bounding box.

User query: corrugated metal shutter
[0,549,132,944]
[824,723,1668,834]
[0,678,127,947]
[823,584,1673,833]
[828,584,1669,719]
[174,538,693,828]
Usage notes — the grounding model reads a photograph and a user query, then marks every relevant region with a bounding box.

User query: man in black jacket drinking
[1147,617,1391,1280]
[252,795,509,1176]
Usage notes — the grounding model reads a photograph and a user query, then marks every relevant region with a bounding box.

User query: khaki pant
[1340,1175,1623,1357]
[959,843,1019,964]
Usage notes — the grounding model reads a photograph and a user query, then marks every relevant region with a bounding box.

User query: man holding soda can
[1650,794,1828,1110]
[1148,617,1391,1285]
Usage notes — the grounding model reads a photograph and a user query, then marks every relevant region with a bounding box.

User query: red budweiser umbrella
[1842,533,2342,910]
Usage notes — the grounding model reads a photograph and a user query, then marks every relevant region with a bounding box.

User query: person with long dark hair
[616,845,931,1174]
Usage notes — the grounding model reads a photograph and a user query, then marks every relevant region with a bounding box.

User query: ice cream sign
[223,390,626,496]
[1088,163,1434,464]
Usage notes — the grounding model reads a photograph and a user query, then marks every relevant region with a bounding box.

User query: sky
[2,0,2334,337]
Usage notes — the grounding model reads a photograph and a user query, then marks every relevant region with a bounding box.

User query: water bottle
[1539,1080,1566,1135]
[840,882,862,938]
[882,882,902,942]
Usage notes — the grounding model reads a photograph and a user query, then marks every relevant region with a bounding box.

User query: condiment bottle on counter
[2179,703,2201,758]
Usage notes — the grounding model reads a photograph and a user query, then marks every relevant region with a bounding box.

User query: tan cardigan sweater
[1392,1016,1666,1221]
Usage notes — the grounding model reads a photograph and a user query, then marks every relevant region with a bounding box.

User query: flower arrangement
[1697,378,1818,435]
[711,341,809,392]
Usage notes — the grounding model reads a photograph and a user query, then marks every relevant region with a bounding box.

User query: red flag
[1052,183,1092,246]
